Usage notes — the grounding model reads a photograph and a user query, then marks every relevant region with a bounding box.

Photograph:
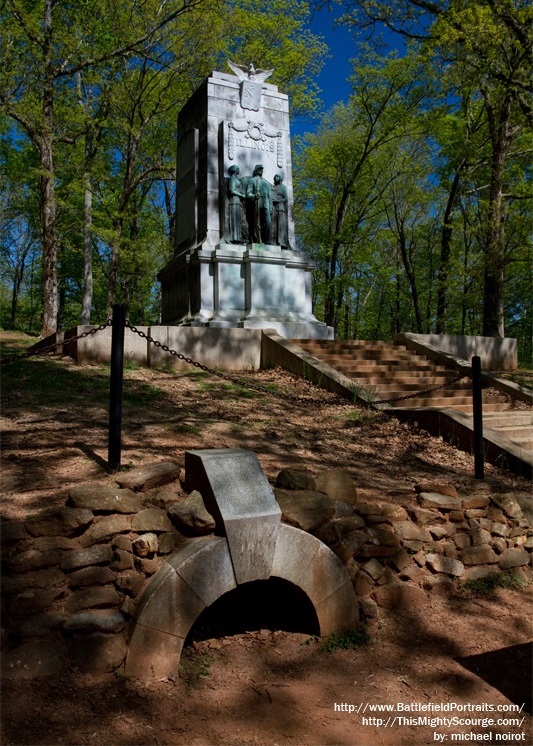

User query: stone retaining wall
[1,460,531,678]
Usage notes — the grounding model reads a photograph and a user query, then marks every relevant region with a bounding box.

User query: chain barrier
[126,323,470,408]
[371,373,467,405]
[125,323,348,408]
[0,320,112,367]
[2,318,471,408]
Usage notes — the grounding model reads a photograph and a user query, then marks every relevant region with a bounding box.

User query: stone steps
[290,338,532,473]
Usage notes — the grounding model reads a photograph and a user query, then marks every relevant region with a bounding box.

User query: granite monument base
[158,244,333,340]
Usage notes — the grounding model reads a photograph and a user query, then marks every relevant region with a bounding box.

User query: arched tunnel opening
[185,577,320,645]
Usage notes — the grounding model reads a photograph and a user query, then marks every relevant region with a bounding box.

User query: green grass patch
[304,627,370,652]
[199,380,259,400]
[462,572,527,594]
[319,628,370,652]
[172,422,202,436]
[343,408,382,427]
[179,648,214,686]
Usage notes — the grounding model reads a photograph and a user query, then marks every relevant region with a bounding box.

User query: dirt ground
[1,332,532,746]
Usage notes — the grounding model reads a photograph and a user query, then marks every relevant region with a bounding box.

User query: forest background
[1,0,531,363]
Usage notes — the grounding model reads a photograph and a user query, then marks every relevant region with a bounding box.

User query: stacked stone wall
[1,460,531,677]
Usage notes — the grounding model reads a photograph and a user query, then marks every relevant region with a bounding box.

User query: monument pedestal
[158,244,333,339]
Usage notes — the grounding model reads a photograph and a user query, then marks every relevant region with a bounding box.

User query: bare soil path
[1,332,532,746]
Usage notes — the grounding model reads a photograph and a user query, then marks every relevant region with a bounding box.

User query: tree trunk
[482,92,516,337]
[81,131,93,325]
[436,159,466,334]
[106,217,123,317]
[40,0,58,337]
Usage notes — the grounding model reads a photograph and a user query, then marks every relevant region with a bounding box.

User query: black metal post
[472,355,484,479]
[108,304,126,473]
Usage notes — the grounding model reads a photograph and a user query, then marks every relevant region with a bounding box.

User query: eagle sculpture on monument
[227,61,273,111]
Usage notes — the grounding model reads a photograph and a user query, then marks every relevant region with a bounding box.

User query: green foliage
[319,627,370,652]
[1,0,325,331]
[179,648,215,686]
[462,572,527,594]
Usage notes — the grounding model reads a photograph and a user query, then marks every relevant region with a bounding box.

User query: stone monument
[158,62,332,339]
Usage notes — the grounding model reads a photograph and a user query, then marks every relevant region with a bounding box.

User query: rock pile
[1,460,531,677]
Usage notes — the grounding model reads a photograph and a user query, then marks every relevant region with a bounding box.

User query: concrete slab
[126,624,185,680]
[271,524,356,621]
[132,563,205,638]
[184,449,281,584]
[166,536,237,607]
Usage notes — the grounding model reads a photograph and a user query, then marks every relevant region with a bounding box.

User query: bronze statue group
[226,164,290,248]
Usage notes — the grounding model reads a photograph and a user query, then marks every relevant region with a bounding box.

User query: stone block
[423,576,455,595]
[115,575,146,597]
[418,492,461,511]
[491,537,507,555]
[334,516,366,534]
[453,532,471,550]
[313,521,342,547]
[26,507,93,537]
[380,504,409,522]
[314,469,357,505]
[132,533,158,557]
[185,449,281,584]
[116,462,181,492]
[426,553,464,577]
[67,566,116,588]
[275,468,315,491]
[471,529,492,546]
[390,548,411,573]
[168,491,216,535]
[461,545,499,565]
[376,567,398,586]
[461,495,490,510]
[407,507,446,526]
[415,482,458,498]
[61,545,113,572]
[362,559,385,581]
[395,521,432,543]
[111,549,135,570]
[491,494,523,520]
[498,548,530,570]
[157,532,182,554]
[64,586,122,613]
[113,535,133,551]
[7,548,66,574]
[354,574,373,597]
[358,597,378,620]
[68,484,143,513]
[373,583,428,611]
[28,536,77,551]
[80,514,132,547]
[274,488,335,532]
[131,508,173,533]
[63,609,126,634]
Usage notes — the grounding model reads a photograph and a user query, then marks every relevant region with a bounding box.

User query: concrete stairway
[290,338,532,476]
[293,339,511,412]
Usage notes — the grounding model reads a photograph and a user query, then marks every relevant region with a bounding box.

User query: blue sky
[291,6,405,138]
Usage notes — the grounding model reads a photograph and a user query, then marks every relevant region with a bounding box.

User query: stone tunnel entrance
[185,578,320,644]
[125,449,357,679]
